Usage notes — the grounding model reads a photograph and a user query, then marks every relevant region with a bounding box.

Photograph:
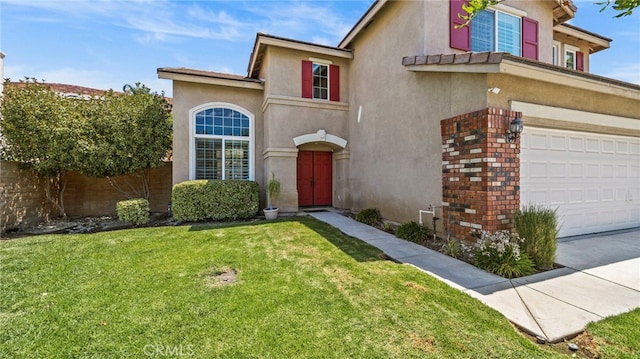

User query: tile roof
[8,82,111,97]
[402,52,640,91]
[157,67,263,83]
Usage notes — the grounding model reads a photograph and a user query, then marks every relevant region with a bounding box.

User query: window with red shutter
[302,60,340,102]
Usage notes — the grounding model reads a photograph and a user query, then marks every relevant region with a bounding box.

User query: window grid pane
[471,10,494,52]
[312,63,328,100]
[224,140,250,180]
[565,51,575,69]
[194,107,252,180]
[497,12,521,56]
[194,108,250,137]
[195,138,222,180]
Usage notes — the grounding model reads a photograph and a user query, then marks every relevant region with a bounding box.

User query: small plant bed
[347,209,562,279]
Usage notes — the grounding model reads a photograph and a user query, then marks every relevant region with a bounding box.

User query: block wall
[0,161,57,233]
[64,162,172,217]
[441,108,521,242]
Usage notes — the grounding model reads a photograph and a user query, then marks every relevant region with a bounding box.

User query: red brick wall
[64,162,172,217]
[441,108,521,242]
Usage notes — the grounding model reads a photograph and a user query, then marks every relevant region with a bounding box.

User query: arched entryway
[293,130,347,207]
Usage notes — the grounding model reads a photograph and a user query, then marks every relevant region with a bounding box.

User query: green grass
[585,308,640,358]
[1,218,564,358]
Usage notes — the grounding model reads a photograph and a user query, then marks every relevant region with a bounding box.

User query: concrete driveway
[477,228,640,341]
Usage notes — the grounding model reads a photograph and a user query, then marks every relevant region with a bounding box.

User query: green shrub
[116,198,150,225]
[474,230,535,278]
[355,208,382,226]
[171,180,259,222]
[396,221,431,243]
[515,204,559,269]
[441,238,461,259]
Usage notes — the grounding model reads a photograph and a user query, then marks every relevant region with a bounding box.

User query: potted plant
[264,172,281,220]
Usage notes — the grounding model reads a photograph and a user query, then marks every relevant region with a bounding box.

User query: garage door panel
[521,128,640,237]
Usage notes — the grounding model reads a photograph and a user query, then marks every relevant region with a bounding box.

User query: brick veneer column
[441,108,521,242]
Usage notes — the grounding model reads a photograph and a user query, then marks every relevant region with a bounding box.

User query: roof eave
[552,0,577,25]
[158,69,264,90]
[403,55,640,101]
[339,0,388,49]
[554,24,611,53]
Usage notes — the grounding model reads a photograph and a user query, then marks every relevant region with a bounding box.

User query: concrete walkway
[309,211,640,342]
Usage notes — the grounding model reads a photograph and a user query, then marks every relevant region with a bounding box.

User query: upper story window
[471,10,521,56]
[302,59,340,102]
[450,0,538,60]
[313,63,328,100]
[562,44,585,71]
[190,104,254,181]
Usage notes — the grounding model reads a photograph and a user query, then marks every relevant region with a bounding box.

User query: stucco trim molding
[511,101,640,134]
[261,95,349,112]
[293,130,348,149]
[334,150,351,161]
[263,147,299,159]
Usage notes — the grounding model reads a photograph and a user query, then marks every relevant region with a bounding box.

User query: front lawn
[1,218,564,358]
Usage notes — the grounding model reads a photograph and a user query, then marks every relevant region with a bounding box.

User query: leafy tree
[1,78,84,216]
[77,83,172,200]
[1,79,172,217]
[457,0,638,26]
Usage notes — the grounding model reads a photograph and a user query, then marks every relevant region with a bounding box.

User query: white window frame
[471,5,526,56]
[564,44,580,70]
[188,102,255,181]
[552,41,561,66]
[309,57,333,101]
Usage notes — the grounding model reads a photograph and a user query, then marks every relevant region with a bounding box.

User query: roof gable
[247,33,352,79]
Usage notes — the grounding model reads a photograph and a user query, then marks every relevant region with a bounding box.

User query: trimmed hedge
[116,198,150,225]
[171,180,260,222]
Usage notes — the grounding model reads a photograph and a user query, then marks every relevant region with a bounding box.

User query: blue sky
[1,0,638,97]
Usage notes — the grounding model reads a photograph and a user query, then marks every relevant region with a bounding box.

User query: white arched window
[189,103,254,180]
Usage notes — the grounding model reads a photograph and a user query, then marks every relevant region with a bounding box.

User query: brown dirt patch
[203,268,238,288]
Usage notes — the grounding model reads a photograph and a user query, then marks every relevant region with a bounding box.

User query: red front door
[297,151,332,206]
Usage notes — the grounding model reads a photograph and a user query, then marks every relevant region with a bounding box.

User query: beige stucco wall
[347,0,489,227]
[487,73,640,123]
[171,81,264,187]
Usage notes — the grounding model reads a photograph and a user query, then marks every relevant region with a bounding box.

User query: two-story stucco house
[158,0,640,240]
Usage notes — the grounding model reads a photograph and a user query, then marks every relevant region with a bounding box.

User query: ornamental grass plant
[515,204,559,270]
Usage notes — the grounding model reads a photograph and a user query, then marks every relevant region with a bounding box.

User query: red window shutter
[301,60,312,98]
[329,64,340,102]
[450,0,470,51]
[522,17,538,60]
[576,51,584,71]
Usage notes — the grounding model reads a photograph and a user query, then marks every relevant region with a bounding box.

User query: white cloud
[599,63,640,85]
[246,2,355,44]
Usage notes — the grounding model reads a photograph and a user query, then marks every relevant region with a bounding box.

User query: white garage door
[521,128,640,237]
